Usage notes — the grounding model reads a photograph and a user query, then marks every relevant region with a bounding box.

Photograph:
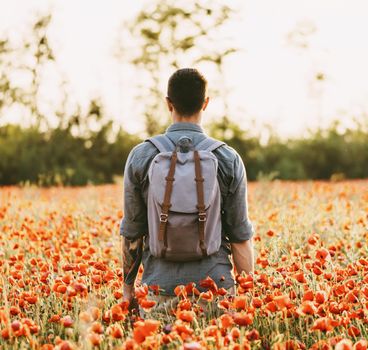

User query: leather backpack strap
[158,150,178,258]
[194,150,207,257]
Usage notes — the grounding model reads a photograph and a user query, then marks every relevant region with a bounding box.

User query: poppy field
[0,180,367,349]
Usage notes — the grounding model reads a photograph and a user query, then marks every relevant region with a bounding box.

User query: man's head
[166,68,209,119]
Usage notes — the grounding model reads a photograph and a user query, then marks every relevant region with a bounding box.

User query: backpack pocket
[163,211,206,262]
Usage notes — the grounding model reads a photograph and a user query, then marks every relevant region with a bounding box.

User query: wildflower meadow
[0,180,367,349]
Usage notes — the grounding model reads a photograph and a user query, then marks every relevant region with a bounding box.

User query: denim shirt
[120,122,254,295]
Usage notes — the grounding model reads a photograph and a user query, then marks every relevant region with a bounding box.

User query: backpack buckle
[198,213,207,222]
[160,213,168,223]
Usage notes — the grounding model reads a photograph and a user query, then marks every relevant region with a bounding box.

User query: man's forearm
[231,238,254,275]
[121,236,143,286]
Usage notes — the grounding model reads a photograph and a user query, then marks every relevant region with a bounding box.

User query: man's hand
[231,238,254,275]
[123,283,140,316]
[122,283,135,304]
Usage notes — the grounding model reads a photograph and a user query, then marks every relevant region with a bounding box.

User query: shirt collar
[166,122,204,133]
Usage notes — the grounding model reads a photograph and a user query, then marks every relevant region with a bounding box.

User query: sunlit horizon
[1,0,368,139]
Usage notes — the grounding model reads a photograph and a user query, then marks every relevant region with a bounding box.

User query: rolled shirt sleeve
[222,151,255,243]
[120,146,148,240]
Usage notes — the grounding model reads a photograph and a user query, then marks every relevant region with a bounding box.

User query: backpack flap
[148,150,219,214]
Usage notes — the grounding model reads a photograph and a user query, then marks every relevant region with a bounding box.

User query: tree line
[1,117,367,186]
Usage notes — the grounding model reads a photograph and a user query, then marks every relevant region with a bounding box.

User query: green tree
[0,15,58,129]
[118,0,238,136]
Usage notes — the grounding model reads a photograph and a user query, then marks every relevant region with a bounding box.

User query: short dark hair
[167,68,207,116]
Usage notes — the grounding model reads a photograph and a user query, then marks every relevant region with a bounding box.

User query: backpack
[145,133,225,262]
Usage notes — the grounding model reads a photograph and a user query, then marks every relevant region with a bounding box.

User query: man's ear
[202,96,210,111]
[166,97,174,112]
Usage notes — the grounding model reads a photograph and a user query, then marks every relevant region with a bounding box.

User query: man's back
[120,121,254,295]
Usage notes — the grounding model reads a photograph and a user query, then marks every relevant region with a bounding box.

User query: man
[120,68,254,308]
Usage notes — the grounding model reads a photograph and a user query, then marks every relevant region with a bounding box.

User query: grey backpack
[145,134,225,262]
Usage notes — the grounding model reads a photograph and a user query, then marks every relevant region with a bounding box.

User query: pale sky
[1,0,368,138]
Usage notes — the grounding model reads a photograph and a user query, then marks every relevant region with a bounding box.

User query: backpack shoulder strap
[145,134,175,153]
[195,136,226,152]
